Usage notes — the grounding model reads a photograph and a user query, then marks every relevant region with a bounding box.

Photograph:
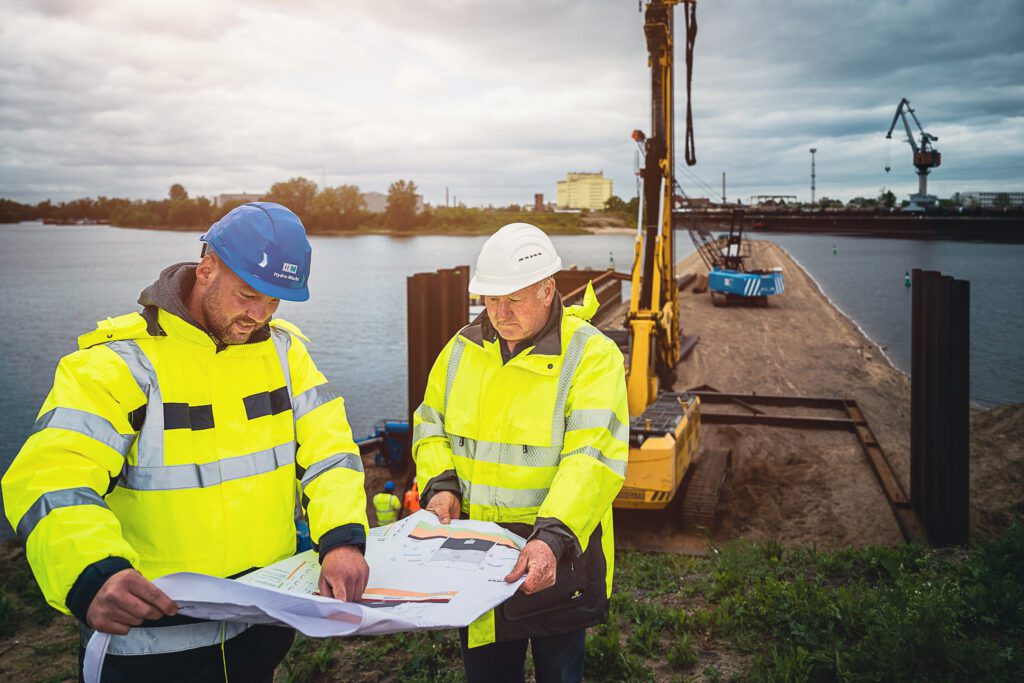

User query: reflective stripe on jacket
[2,308,369,650]
[373,492,401,524]
[412,286,627,645]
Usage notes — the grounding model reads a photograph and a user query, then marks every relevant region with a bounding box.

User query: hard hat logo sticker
[282,263,298,274]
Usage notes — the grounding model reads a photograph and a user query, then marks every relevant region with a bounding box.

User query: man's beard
[200,280,264,345]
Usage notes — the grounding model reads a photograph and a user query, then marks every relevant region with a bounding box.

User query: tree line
[0,178,597,234]
[0,177,428,232]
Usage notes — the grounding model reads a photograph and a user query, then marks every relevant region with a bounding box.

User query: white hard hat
[469,223,563,296]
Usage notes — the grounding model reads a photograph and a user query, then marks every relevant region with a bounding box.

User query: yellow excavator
[614,0,728,528]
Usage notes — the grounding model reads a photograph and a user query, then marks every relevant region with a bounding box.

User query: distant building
[556,172,613,211]
[959,191,1024,208]
[363,191,388,213]
[363,191,424,214]
[215,192,264,208]
[534,193,545,212]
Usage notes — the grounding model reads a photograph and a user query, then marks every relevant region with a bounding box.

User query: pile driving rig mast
[617,1,724,523]
[885,98,941,211]
[626,0,688,414]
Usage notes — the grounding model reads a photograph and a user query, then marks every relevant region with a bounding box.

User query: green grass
[3,519,1023,682]
[703,520,1024,682]
[280,629,464,683]
[0,551,58,637]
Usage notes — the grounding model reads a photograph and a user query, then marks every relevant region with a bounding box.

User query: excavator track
[678,448,731,531]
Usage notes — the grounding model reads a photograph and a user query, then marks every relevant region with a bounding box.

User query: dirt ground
[616,240,1024,551]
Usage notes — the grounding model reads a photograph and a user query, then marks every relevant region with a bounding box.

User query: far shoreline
[10,218,640,237]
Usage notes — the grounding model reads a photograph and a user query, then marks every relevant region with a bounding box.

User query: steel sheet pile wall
[407,266,470,431]
[911,269,970,546]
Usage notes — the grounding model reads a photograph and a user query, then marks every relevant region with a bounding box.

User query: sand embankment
[618,240,1022,550]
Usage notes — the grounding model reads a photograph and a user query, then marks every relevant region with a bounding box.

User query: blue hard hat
[200,202,312,302]
[384,481,395,492]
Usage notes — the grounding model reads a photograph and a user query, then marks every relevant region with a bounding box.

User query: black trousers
[458,627,585,683]
[79,624,295,683]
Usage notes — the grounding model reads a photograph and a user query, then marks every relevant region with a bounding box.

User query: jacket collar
[138,262,271,348]
[462,293,563,357]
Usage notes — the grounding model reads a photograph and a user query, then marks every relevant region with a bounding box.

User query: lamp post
[809,148,817,206]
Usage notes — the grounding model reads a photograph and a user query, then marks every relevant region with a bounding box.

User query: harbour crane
[885,98,941,210]
[615,0,729,530]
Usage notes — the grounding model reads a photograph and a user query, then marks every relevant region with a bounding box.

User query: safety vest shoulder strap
[77,313,153,350]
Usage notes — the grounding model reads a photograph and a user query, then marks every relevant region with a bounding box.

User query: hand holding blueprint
[83,511,525,683]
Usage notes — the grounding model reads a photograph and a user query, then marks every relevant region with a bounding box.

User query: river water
[1,222,1022,533]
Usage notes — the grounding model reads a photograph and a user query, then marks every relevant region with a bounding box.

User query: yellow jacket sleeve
[411,336,460,504]
[536,332,628,555]
[287,335,369,555]
[1,346,143,615]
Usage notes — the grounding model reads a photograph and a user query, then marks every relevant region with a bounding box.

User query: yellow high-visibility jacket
[412,288,627,645]
[2,307,368,652]
[372,492,401,525]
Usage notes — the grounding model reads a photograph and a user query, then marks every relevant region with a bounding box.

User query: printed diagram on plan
[236,552,322,593]
[83,511,526,683]
[360,512,525,625]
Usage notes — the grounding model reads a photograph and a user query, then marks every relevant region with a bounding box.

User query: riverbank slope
[617,240,1021,550]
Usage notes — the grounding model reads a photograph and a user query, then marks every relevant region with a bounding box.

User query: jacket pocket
[500,550,589,623]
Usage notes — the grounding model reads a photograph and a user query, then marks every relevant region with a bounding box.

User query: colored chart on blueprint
[362,510,527,625]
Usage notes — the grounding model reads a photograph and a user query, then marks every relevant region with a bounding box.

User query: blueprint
[83,511,525,683]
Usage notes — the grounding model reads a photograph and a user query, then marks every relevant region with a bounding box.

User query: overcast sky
[1,0,1021,206]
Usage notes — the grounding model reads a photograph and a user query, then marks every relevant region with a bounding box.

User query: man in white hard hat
[412,223,629,682]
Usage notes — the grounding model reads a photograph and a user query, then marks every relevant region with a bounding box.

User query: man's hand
[86,569,178,635]
[505,539,557,595]
[424,491,461,524]
[318,545,369,602]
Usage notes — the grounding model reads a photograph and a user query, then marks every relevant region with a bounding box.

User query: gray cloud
[0,0,1020,206]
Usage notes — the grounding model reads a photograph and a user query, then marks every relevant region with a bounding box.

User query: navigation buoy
[609,251,615,269]
[832,244,837,255]
[904,271,911,288]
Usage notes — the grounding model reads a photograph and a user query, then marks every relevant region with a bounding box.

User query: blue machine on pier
[708,268,784,298]
[356,420,410,474]
[688,209,785,306]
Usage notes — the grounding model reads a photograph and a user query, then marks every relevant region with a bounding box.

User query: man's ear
[543,277,557,305]
[195,253,218,286]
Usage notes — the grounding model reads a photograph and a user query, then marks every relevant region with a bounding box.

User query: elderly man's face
[194,254,280,344]
[484,278,555,343]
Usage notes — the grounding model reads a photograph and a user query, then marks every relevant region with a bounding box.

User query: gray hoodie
[137,262,271,344]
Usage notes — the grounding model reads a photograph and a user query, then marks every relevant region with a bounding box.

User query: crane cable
[683,0,697,167]
[677,163,723,202]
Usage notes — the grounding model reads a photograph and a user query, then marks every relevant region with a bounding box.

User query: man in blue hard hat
[373,480,402,526]
[2,202,370,682]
